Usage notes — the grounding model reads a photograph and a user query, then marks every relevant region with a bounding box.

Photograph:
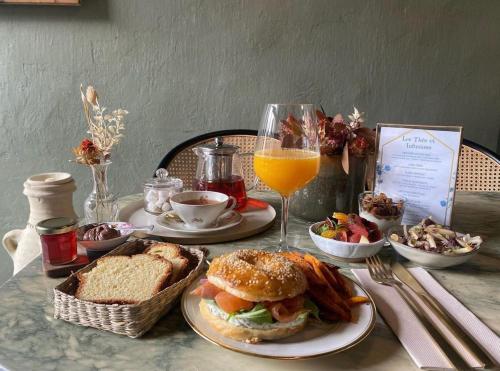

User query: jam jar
[35,217,78,265]
[144,168,183,214]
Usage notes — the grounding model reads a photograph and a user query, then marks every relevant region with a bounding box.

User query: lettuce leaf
[304,298,320,320]
[233,303,273,324]
[317,223,330,235]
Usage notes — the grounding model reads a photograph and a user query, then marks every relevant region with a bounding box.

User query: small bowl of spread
[77,222,133,257]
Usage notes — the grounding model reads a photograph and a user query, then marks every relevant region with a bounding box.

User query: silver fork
[366,255,485,369]
[366,255,419,309]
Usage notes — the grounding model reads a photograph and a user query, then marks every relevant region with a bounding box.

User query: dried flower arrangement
[286,107,376,219]
[317,107,375,158]
[279,114,310,149]
[317,107,375,174]
[72,85,128,165]
[279,107,374,174]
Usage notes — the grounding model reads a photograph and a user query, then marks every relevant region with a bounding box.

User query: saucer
[118,197,276,244]
[156,210,243,234]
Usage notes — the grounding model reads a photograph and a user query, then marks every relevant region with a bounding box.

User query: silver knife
[393,262,492,368]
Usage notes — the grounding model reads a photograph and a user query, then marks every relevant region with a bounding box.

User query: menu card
[374,124,462,226]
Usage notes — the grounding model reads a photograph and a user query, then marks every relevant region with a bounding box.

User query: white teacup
[169,191,236,229]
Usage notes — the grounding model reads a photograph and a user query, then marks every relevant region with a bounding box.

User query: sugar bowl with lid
[143,169,183,214]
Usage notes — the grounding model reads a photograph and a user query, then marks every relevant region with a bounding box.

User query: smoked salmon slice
[191,280,222,299]
[214,291,254,314]
[267,295,305,323]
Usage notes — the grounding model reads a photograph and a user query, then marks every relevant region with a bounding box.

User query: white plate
[118,198,276,244]
[181,275,376,359]
[156,210,243,234]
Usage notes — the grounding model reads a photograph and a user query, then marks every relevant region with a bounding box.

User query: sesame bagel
[207,249,307,302]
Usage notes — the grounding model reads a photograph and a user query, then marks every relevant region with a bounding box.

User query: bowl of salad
[387,217,482,269]
[309,212,385,261]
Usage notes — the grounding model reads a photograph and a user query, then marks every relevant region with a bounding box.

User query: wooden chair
[456,139,500,192]
[156,130,270,191]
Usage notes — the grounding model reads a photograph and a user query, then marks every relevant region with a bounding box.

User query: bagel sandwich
[191,249,318,343]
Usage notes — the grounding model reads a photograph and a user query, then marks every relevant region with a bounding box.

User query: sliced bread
[75,254,173,304]
[145,243,189,284]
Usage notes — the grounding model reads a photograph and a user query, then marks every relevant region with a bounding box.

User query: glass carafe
[192,137,252,209]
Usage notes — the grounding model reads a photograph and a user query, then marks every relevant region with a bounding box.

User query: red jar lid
[35,217,78,235]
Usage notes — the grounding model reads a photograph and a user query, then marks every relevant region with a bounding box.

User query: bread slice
[145,242,181,259]
[145,243,189,284]
[75,254,172,304]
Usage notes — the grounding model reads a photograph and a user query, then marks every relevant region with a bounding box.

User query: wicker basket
[53,239,206,338]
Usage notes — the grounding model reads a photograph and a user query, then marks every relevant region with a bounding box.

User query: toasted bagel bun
[199,300,307,343]
[207,249,307,302]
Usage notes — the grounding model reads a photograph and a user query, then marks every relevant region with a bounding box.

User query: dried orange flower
[72,138,100,165]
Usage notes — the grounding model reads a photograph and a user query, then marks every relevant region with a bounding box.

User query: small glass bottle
[144,169,183,215]
[35,217,78,265]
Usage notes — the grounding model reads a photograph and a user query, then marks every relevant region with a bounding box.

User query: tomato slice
[214,291,254,314]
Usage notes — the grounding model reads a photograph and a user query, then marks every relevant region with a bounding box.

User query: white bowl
[77,222,134,251]
[309,222,385,260]
[386,227,480,269]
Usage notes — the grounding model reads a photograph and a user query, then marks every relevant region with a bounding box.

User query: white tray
[118,198,276,244]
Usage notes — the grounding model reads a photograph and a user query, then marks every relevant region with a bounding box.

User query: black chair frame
[462,139,500,164]
[155,129,258,176]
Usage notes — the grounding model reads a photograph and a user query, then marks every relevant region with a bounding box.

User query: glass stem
[279,195,290,252]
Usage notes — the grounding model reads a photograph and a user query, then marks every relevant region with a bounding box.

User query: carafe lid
[144,168,183,189]
[196,137,239,155]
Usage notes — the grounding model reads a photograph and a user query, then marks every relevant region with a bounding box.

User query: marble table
[0,191,498,371]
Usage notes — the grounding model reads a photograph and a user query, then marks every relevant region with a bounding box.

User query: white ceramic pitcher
[2,172,78,274]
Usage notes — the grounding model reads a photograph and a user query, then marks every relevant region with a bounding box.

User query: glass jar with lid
[35,217,78,265]
[144,168,183,214]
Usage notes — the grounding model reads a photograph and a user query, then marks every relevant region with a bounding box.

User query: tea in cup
[169,191,236,228]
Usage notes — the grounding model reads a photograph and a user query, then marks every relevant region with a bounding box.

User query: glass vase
[84,161,118,224]
[290,154,368,221]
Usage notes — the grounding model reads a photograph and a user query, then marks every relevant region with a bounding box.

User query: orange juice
[254,149,320,196]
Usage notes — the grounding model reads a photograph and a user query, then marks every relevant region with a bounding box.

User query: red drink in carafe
[193,175,247,209]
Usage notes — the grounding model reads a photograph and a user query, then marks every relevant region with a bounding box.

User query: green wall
[1,0,499,283]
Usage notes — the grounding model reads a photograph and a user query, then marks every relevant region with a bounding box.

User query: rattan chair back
[456,140,500,192]
[160,133,500,194]
[158,130,270,191]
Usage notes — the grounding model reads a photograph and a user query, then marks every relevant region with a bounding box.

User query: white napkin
[352,267,500,370]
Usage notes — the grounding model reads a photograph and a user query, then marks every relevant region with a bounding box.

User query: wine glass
[254,104,320,252]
